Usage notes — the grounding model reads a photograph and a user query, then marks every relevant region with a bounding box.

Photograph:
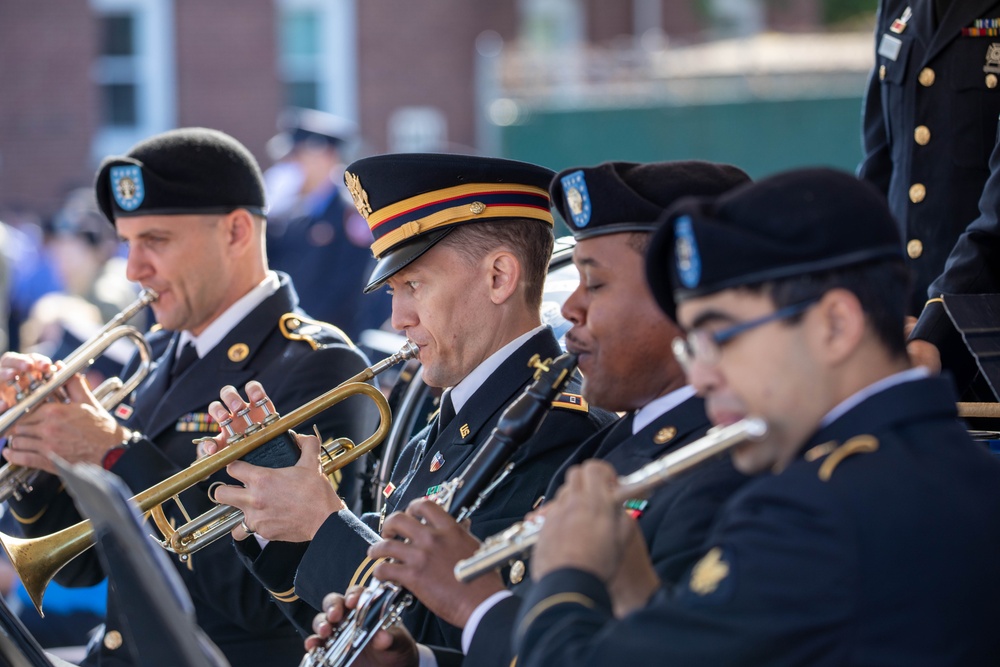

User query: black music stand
[52,457,229,667]
[943,293,1000,401]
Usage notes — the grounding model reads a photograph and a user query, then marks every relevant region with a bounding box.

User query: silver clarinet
[453,416,768,583]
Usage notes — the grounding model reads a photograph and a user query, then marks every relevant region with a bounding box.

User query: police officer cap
[267,108,358,160]
[646,167,903,314]
[342,153,556,293]
[95,127,267,225]
[551,160,750,240]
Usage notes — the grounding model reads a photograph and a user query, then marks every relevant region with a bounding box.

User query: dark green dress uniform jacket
[515,377,1000,666]
[8,274,378,667]
[236,327,615,651]
[463,394,749,667]
[859,0,1000,314]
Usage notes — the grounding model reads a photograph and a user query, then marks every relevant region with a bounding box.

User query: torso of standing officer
[859,0,1000,313]
[1,210,376,667]
[266,147,391,342]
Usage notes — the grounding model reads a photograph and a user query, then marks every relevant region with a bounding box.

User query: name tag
[878,34,903,61]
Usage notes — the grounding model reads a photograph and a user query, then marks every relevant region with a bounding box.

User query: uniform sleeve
[857,1,892,196]
[514,478,857,667]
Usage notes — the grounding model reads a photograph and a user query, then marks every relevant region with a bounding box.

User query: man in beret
[209,153,614,653]
[0,127,378,667]
[304,159,755,667]
[514,168,1000,666]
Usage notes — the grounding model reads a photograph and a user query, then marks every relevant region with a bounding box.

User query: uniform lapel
[124,334,177,433]
[605,395,709,474]
[923,0,995,65]
[143,282,297,439]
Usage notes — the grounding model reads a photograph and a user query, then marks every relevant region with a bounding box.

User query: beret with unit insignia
[95,127,267,225]
[646,168,904,315]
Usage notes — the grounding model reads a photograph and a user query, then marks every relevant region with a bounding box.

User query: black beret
[646,167,903,315]
[551,160,751,240]
[95,127,266,225]
[342,153,556,293]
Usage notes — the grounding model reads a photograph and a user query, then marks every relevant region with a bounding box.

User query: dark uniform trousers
[515,377,1000,666]
[235,327,615,650]
[462,395,749,667]
[859,0,1000,313]
[8,274,379,667]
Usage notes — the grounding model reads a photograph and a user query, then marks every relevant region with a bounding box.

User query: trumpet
[453,416,768,583]
[0,340,418,615]
[302,352,581,667]
[0,289,157,501]
[151,341,418,557]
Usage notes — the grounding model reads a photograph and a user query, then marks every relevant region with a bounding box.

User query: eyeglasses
[672,298,820,372]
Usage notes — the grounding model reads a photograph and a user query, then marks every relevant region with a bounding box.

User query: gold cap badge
[344,171,372,220]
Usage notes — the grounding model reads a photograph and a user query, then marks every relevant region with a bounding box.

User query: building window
[90,0,176,161]
[276,0,357,121]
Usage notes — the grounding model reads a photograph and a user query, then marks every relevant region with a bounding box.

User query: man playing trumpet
[0,127,376,667]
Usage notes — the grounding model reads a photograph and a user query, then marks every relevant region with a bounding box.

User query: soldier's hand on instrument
[203,381,279,458]
[3,371,124,472]
[605,518,660,618]
[215,430,346,542]
[0,352,56,412]
[532,460,632,583]
[371,499,505,628]
[304,588,419,667]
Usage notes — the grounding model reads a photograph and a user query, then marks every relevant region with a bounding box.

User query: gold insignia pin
[344,171,373,219]
[469,201,486,215]
[689,546,729,595]
[459,423,471,439]
[509,560,526,585]
[653,426,677,445]
[228,343,250,362]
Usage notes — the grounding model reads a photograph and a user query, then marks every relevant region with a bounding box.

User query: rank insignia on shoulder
[175,412,219,433]
[818,435,879,481]
[622,498,648,520]
[429,451,445,472]
[552,392,588,413]
[279,313,352,350]
[689,546,729,596]
[114,404,134,420]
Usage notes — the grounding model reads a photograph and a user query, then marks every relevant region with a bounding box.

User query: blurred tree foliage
[819,0,879,24]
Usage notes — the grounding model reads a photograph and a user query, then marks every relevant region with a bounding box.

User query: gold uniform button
[907,239,923,259]
[509,560,526,585]
[879,64,886,80]
[909,183,926,203]
[914,125,931,146]
[988,73,998,89]
[103,630,123,650]
[918,67,935,87]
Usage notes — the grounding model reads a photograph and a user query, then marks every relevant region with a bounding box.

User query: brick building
[0,0,822,219]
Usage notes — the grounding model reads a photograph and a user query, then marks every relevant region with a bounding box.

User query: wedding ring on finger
[240,518,255,536]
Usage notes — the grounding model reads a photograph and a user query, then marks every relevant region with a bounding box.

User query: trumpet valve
[219,417,244,444]
[255,398,280,426]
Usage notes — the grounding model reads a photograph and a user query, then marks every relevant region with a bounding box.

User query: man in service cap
[514,168,1000,666]
[306,160,756,667]
[209,153,614,651]
[0,127,377,667]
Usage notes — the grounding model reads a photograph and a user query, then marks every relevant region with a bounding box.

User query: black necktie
[170,343,198,385]
[429,391,455,443]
